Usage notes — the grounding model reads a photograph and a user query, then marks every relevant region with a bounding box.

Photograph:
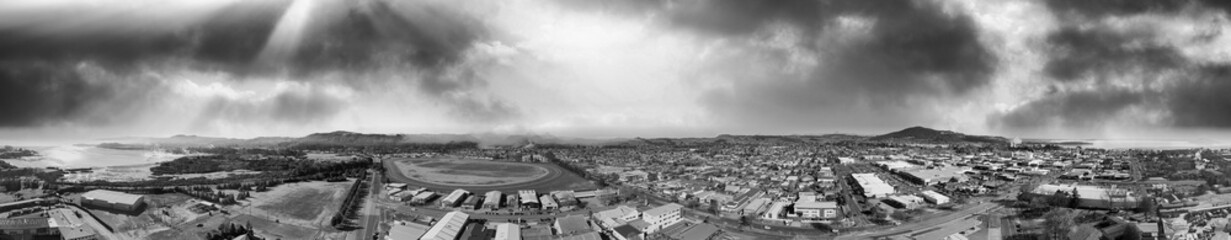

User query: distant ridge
[869,126,1007,144]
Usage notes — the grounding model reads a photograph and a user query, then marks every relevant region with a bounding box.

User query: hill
[869,126,1007,144]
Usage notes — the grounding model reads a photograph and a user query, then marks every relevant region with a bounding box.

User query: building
[900,167,970,186]
[81,190,145,212]
[594,205,641,229]
[539,195,559,210]
[410,192,436,204]
[793,201,840,220]
[762,201,790,220]
[551,191,579,208]
[668,223,720,240]
[484,191,503,210]
[741,198,771,216]
[441,189,470,208]
[494,223,520,240]
[885,195,925,209]
[642,203,683,234]
[49,208,98,240]
[386,221,430,240]
[518,190,540,209]
[0,218,59,239]
[612,224,644,240]
[1022,184,1140,209]
[555,215,593,236]
[421,211,469,240]
[618,170,650,182]
[851,173,895,198]
[920,190,951,205]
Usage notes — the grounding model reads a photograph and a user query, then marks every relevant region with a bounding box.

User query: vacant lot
[394,158,549,186]
[241,180,352,227]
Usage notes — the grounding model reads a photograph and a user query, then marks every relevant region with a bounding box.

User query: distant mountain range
[113,126,1010,148]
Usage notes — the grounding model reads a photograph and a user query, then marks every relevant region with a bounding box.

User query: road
[835,202,1001,240]
[357,169,383,240]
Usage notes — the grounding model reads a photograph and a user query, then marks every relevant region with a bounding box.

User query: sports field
[384,157,597,192]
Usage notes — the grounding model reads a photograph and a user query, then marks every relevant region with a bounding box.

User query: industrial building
[920,190,951,205]
[441,189,470,208]
[539,195,559,210]
[483,191,503,210]
[421,211,469,240]
[81,190,145,212]
[518,190,540,209]
[1023,184,1140,210]
[899,167,970,186]
[851,173,895,198]
[494,223,520,240]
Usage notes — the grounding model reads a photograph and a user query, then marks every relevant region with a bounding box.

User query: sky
[2,0,1231,141]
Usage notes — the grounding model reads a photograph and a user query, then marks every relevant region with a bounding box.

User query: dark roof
[614,224,642,237]
[0,218,50,230]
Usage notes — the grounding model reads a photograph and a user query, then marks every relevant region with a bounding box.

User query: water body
[3,145,183,168]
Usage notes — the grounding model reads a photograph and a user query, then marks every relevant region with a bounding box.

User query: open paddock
[384,157,598,192]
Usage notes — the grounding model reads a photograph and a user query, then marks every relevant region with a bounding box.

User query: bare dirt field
[226,180,353,239]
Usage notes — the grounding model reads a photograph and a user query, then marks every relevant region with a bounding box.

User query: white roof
[920,190,949,200]
[851,173,895,196]
[81,190,143,205]
[420,211,469,240]
[494,223,520,240]
[794,201,837,210]
[443,189,469,203]
[539,195,558,207]
[644,203,683,217]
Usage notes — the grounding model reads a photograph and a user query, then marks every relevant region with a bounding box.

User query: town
[0,127,1229,240]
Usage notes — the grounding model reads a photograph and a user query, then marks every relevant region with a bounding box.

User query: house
[421,211,469,240]
[81,190,145,212]
[642,203,683,234]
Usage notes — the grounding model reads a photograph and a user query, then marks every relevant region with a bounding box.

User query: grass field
[394,158,549,186]
[385,157,598,192]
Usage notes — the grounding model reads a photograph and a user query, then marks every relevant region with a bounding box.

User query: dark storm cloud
[994,89,1146,129]
[1043,26,1185,82]
[994,0,1231,131]
[0,62,164,127]
[686,0,996,130]
[1167,65,1231,127]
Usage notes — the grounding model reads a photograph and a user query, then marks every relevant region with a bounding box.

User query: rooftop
[422,211,469,240]
[82,190,144,205]
[644,203,683,217]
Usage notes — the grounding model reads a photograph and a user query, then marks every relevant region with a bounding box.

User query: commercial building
[410,192,436,204]
[421,211,469,240]
[551,191,579,208]
[885,195,925,209]
[494,223,520,240]
[851,173,895,198]
[762,201,790,220]
[741,198,771,216]
[81,190,145,212]
[0,217,59,239]
[539,195,559,210]
[441,189,470,208]
[483,191,503,210]
[1023,184,1140,209]
[49,208,98,240]
[920,190,951,205]
[518,190,540,209]
[793,200,840,220]
[900,167,970,186]
[593,205,640,229]
[642,203,683,234]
